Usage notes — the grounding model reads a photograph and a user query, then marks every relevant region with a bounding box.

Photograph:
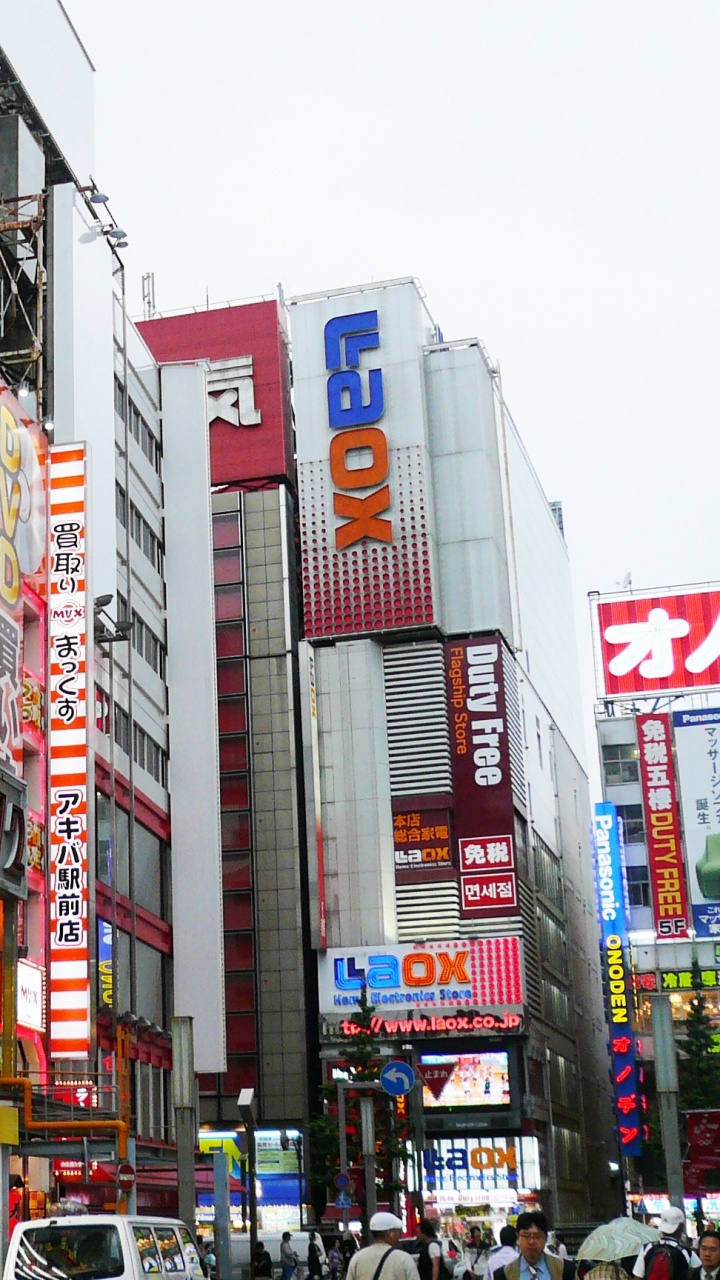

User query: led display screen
[420,1051,510,1110]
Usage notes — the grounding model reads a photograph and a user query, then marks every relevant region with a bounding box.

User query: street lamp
[238,1091,257,1259]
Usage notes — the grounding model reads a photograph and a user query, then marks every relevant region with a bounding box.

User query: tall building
[289,279,617,1225]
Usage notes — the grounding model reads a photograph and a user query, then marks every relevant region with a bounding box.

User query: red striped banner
[48,445,90,1059]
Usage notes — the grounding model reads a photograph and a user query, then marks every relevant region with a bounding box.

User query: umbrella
[577,1219,659,1262]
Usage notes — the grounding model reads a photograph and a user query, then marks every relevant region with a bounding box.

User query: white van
[5,1214,205,1280]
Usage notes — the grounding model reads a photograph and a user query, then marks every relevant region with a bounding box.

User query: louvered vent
[396,881,460,941]
[502,643,526,808]
[519,881,542,1016]
[383,643,452,796]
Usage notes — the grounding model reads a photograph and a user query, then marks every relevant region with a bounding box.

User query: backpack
[643,1242,692,1280]
[419,1243,454,1280]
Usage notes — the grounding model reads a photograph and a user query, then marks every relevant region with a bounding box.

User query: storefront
[409,1135,541,1236]
[197,1129,306,1232]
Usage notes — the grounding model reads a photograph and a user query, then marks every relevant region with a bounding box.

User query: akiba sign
[446,636,519,920]
[318,937,524,1015]
[291,284,436,639]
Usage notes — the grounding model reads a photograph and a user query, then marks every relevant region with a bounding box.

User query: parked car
[5,1215,205,1280]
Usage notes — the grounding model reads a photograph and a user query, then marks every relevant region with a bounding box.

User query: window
[154,1229,185,1273]
[616,803,645,844]
[17,1225,124,1279]
[626,863,651,907]
[116,483,127,528]
[114,705,130,755]
[602,742,640,786]
[536,715,543,768]
[537,904,568,977]
[213,512,241,549]
[128,397,162,476]
[542,974,571,1029]
[133,724,168,787]
[132,610,166,678]
[134,821,164,917]
[136,940,164,1027]
[534,832,564,910]
[129,501,163,572]
[114,376,125,419]
[133,1227,162,1275]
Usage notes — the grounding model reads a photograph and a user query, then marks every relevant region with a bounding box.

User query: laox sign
[335,949,470,991]
[324,311,392,550]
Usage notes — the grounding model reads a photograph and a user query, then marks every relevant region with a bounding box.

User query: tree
[307,986,408,1232]
[677,959,720,1112]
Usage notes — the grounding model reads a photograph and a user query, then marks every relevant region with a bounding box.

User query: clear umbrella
[577,1219,659,1262]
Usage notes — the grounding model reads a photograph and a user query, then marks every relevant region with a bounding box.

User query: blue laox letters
[324,311,384,428]
[334,953,400,990]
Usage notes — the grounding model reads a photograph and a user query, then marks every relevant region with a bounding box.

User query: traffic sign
[380,1061,416,1097]
[117,1163,136,1191]
[334,1172,350,1190]
[417,1060,456,1101]
[335,1191,352,1208]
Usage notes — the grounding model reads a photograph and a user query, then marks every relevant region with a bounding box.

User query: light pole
[238,1090,258,1260]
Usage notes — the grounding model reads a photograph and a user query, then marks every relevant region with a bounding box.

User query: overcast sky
[63,0,720,784]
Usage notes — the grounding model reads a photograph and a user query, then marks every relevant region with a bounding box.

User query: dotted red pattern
[299,445,435,638]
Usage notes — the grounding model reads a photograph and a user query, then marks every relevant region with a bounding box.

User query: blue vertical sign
[98,919,113,1011]
[594,802,644,1158]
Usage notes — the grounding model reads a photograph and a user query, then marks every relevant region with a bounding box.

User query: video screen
[420,1052,510,1109]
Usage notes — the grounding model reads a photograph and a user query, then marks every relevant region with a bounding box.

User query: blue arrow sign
[380,1060,416,1097]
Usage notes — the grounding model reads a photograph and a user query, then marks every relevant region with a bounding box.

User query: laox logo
[335,950,470,991]
[424,1146,516,1175]
[324,311,392,550]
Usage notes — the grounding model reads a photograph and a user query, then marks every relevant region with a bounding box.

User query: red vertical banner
[48,445,90,1058]
[636,712,691,939]
[445,635,519,921]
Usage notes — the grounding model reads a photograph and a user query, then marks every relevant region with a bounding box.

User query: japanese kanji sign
[48,445,90,1059]
[673,708,720,938]
[637,713,691,939]
[594,587,720,698]
[393,807,453,882]
[446,635,520,921]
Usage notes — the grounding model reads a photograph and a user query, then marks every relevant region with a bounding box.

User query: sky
[62,0,720,785]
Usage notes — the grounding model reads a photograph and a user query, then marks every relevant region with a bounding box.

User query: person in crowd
[309,1233,324,1279]
[252,1243,274,1280]
[633,1208,699,1280]
[493,1211,575,1280]
[341,1236,359,1278]
[281,1232,299,1280]
[329,1239,342,1280]
[346,1213,420,1280]
[487,1228,519,1280]
[555,1241,568,1264]
[698,1232,720,1280]
[463,1228,488,1280]
[418,1219,443,1280]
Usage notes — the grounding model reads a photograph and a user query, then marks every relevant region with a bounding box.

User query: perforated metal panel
[383,642,452,796]
[396,880,460,941]
[502,643,526,809]
[519,880,542,1016]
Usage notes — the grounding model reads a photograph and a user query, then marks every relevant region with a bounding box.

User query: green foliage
[306,986,409,1216]
[678,959,720,1113]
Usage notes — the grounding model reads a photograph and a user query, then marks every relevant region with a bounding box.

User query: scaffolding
[0,192,43,417]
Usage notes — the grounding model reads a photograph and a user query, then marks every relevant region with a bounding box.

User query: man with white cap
[346,1213,418,1280]
[633,1207,700,1280]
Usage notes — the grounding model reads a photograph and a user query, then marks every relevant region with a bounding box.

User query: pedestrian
[487,1229,519,1280]
[555,1240,568,1264]
[698,1231,720,1280]
[418,1219,444,1280]
[464,1228,488,1280]
[345,1212,419,1280]
[281,1232,299,1280]
[204,1242,217,1280]
[329,1240,342,1280]
[493,1211,575,1280]
[253,1243,274,1280]
[309,1233,324,1280]
[341,1237,358,1278]
[633,1208,699,1280]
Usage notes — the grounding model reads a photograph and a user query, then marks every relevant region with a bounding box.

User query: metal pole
[127,1137,138,1215]
[1,899,16,1077]
[337,1081,349,1235]
[652,996,684,1208]
[248,1128,257,1260]
[360,1096,377,1227]
[542,1048,560,1225]
[213,1151,231,1280]
[173,1017,197,1230]
[0,1140,9,1270]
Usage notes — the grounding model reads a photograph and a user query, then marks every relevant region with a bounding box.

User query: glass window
[220,737,248,772]
[221,811,250,851]
[154,1230,184,1274]
[136,941,164,1026]
[216,625,244,658]
[224,934,253,970]
[223,892,253,931]
[215,585,243,622]
[602,742,640,786]
[214,549,242,585]
[626,864,651,907]
[223,853,251,890]
[134,821,163,917]
[116,805,130,899]
[118,929,131,1016]
[133,1226,162,1274]
[213,513,241,549]
[218,699,247,735]
[217,662,245,697]
[225,972,255,1013]
[96,790,112,886]
[116,484,127,528]
[220,775,249,811]
[177,1229,204,1280]
[617,803,645,844]
[16,1225,125,1279]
